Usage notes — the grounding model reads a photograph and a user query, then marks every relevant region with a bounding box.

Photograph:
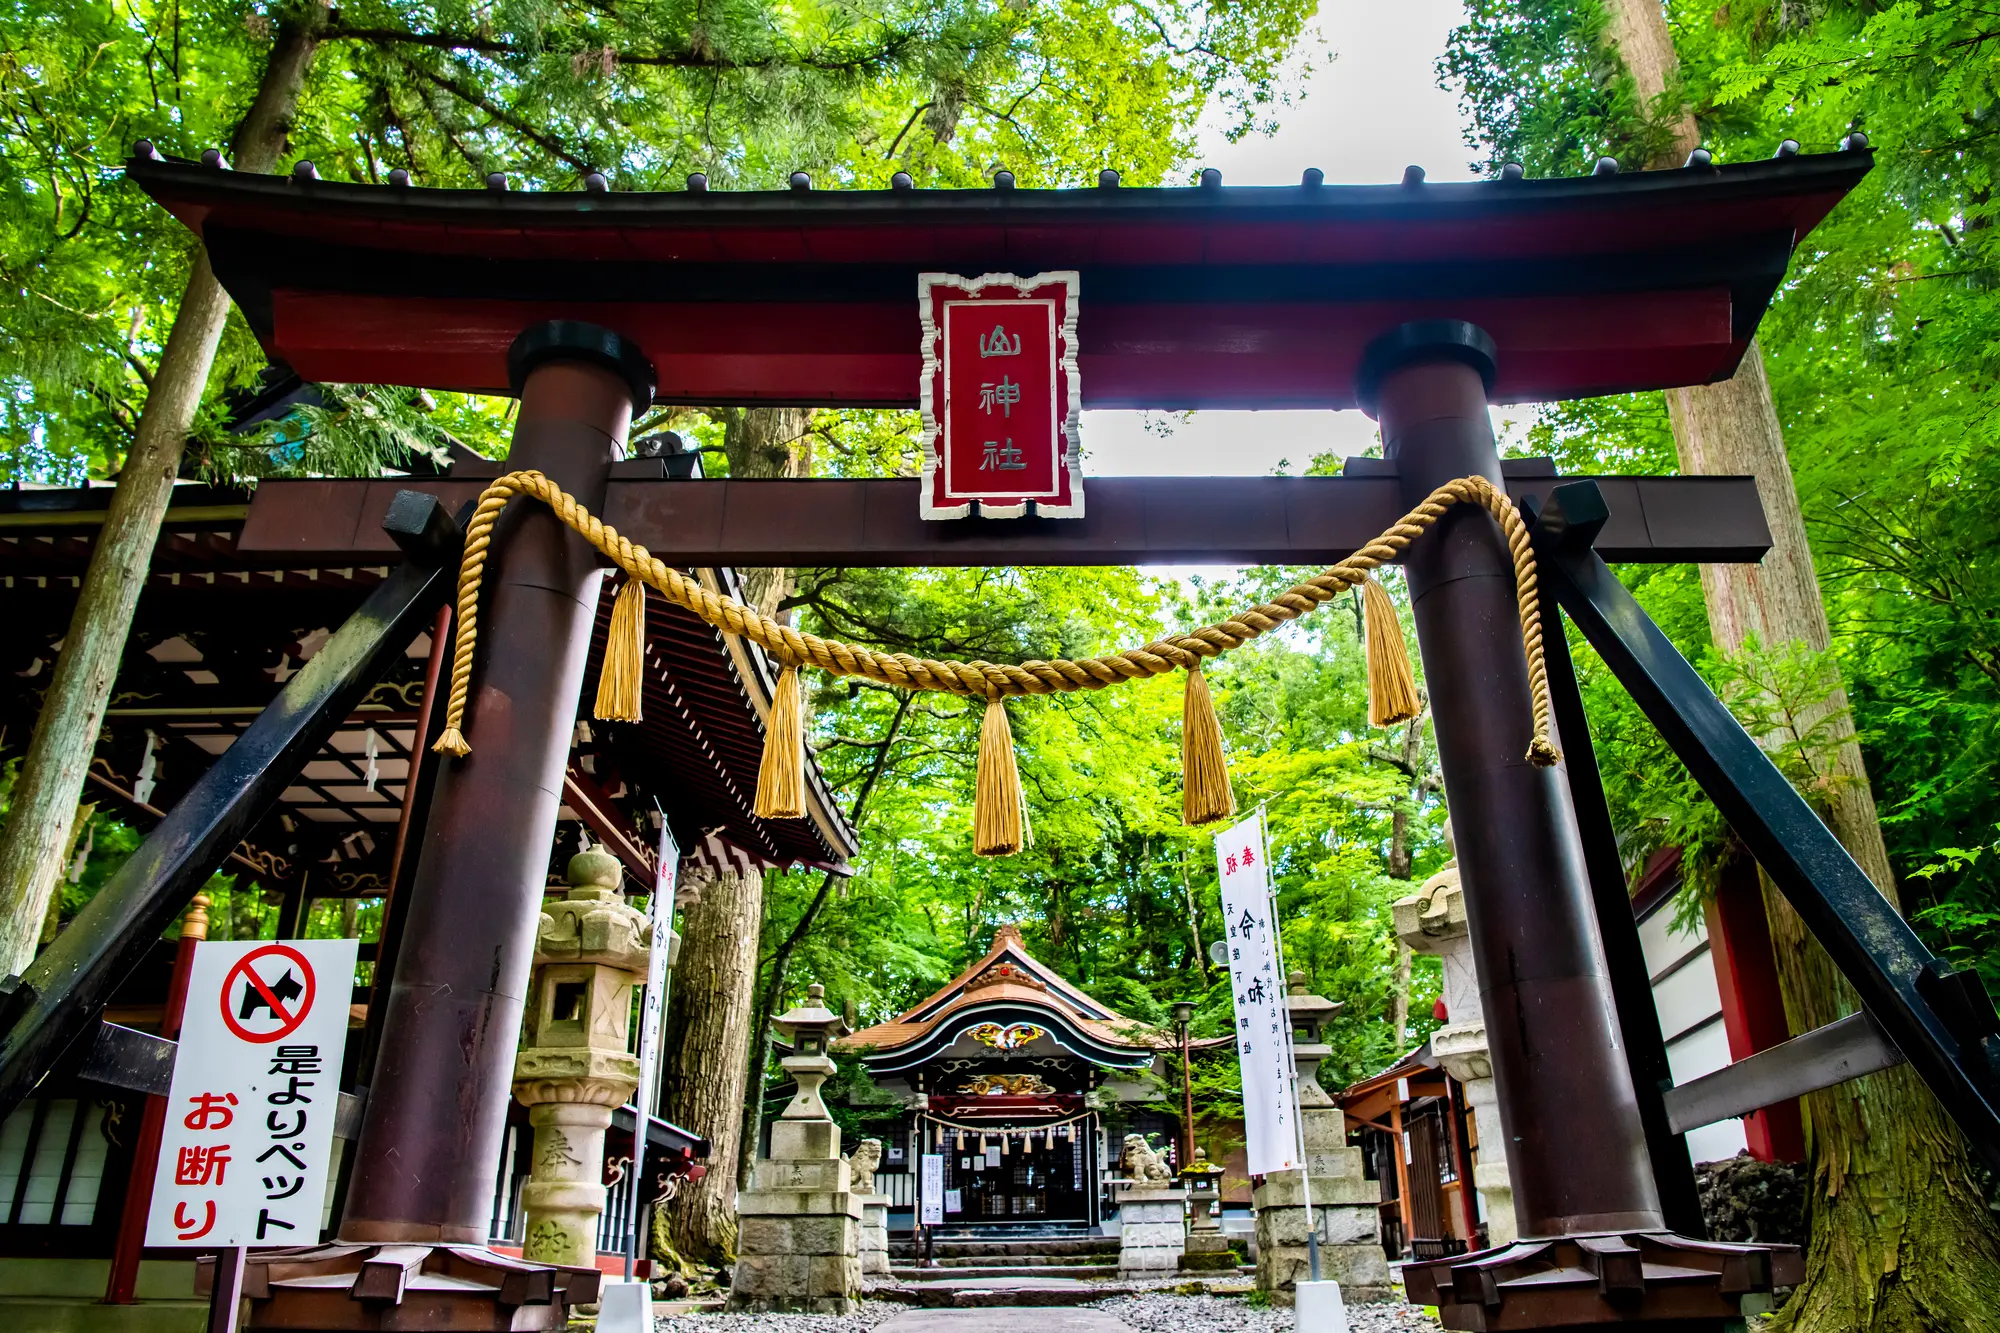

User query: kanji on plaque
[918,271,1082,519]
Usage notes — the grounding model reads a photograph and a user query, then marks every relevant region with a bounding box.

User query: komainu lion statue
[1119,1133,1172,1183]
[847,1137,882,1193]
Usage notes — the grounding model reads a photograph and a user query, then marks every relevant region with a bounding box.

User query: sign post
[148,938,359,1249]
[919,1150,945,1267]
[622,821,680,1278]
[918,272,1083,520]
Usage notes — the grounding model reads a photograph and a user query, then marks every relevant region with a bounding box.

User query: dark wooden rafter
[239,468,1772,567]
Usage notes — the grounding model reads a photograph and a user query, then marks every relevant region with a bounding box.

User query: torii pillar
[226,322,655,1330]
[1368,322,1788,1328]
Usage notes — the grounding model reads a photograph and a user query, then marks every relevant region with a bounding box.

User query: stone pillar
[1253,974,1391,1306]
[850,1139,891,1278]
[730,985,861,1314]
[511,846,649,1268]
[1391,828,1516,1244]
[1116,1185,1188,1276]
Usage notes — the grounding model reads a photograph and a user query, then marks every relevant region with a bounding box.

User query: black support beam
[1525,482,2000,1175]
[0,493,462,1121]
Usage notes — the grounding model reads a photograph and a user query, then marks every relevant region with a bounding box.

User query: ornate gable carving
[965,960,1046,993]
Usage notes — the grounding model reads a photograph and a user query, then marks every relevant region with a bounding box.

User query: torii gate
[4,139,1996,1332]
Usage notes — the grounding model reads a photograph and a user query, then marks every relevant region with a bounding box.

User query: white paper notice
[147,939,358,1247]
[1216,811,1299,1176]
[920,1154,945,1225]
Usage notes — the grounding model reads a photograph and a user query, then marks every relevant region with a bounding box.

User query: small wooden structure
[1338,1056,1485,1261]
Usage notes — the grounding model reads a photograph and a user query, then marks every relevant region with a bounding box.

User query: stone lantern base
[1252,1157,1392,1306]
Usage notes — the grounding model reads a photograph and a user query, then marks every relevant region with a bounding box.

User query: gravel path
[1091,1292,1439,1332]
[656,1299,906,1333]
[652,1292,1441,1332]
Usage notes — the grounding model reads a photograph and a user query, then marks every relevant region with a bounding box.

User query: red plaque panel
[919,272,1082,519]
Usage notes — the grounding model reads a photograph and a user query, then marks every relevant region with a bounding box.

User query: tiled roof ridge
[843,925,1164,1053]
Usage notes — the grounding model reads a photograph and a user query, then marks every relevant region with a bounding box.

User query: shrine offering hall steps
[878,1232,1134,1307]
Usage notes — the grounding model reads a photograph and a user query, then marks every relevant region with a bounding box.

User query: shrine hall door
[938,1117,1095,1225]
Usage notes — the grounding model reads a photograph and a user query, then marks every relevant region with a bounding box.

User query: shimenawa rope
[429,471,1560,848]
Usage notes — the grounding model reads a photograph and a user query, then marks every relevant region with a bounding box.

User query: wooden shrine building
[0,469,852,1317]
[835,926,1212,1231]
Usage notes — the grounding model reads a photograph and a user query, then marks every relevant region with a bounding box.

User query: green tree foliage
[2,0,1313,485]
[1445,0,2000,990]
[750,539,1449,1139]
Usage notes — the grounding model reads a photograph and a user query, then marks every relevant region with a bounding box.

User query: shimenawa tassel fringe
[753,665,806,819]
[593,576,647,723]
[973,695,1025,856]
[1180,665,1236,826]
[433,727,470,758]
[1363,574,1422,727]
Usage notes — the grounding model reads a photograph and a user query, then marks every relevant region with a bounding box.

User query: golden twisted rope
[432,470,1560,766]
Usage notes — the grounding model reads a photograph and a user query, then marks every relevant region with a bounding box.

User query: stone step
[889,1264,1119,1282]
[871,1278,1132,1309]
[926,1253,1116,1269]
[888,1238,1119,1259]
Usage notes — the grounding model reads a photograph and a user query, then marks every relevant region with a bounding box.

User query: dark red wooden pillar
[1367,321,1662,1239]
[1706,858,1807,1162]
[339,323,652,1244]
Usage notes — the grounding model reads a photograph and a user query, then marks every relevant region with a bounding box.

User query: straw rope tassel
[429,470,1559,771]
[974,695,1025,856]
[754,664,807,819]
[1180,665,1236,826]
[1363,575,1422,728]
[593,576,647,723]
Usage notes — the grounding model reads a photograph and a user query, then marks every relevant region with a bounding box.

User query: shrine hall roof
[0,483,853,910]
[841,924,1170,1066]
[125,142,1871,410]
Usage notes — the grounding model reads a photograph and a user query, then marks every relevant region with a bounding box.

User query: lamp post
[1171,1000,1196,1170]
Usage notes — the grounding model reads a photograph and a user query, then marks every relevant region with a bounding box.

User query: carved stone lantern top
[775,982,851,1059]
[1179,1146,1227,1192]
[1393,818,1469,953]
[774,982,849,1123]
[1284,971,1341,1043]
[536,847,651,972]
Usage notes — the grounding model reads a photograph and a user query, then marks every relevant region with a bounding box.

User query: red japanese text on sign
[919,272,1082,520]
[147,939,356,1248]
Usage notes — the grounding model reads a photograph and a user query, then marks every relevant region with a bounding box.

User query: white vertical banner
[622,821,681,1268]
[1216,811,1298,1177]
[147,939,358,1247]
[632,823,681,1144]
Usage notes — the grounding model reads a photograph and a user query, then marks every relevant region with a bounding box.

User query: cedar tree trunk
[658,861,766,1265]
[1601,3,2000,1325]
[0,9,327,976]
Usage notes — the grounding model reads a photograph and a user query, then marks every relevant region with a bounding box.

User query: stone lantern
[1252,973,1390,1306]
[1392,821,1516,1243]
[730,983,863,1313]
[1178,1148,1234,1273]
[511,846,651,1269]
